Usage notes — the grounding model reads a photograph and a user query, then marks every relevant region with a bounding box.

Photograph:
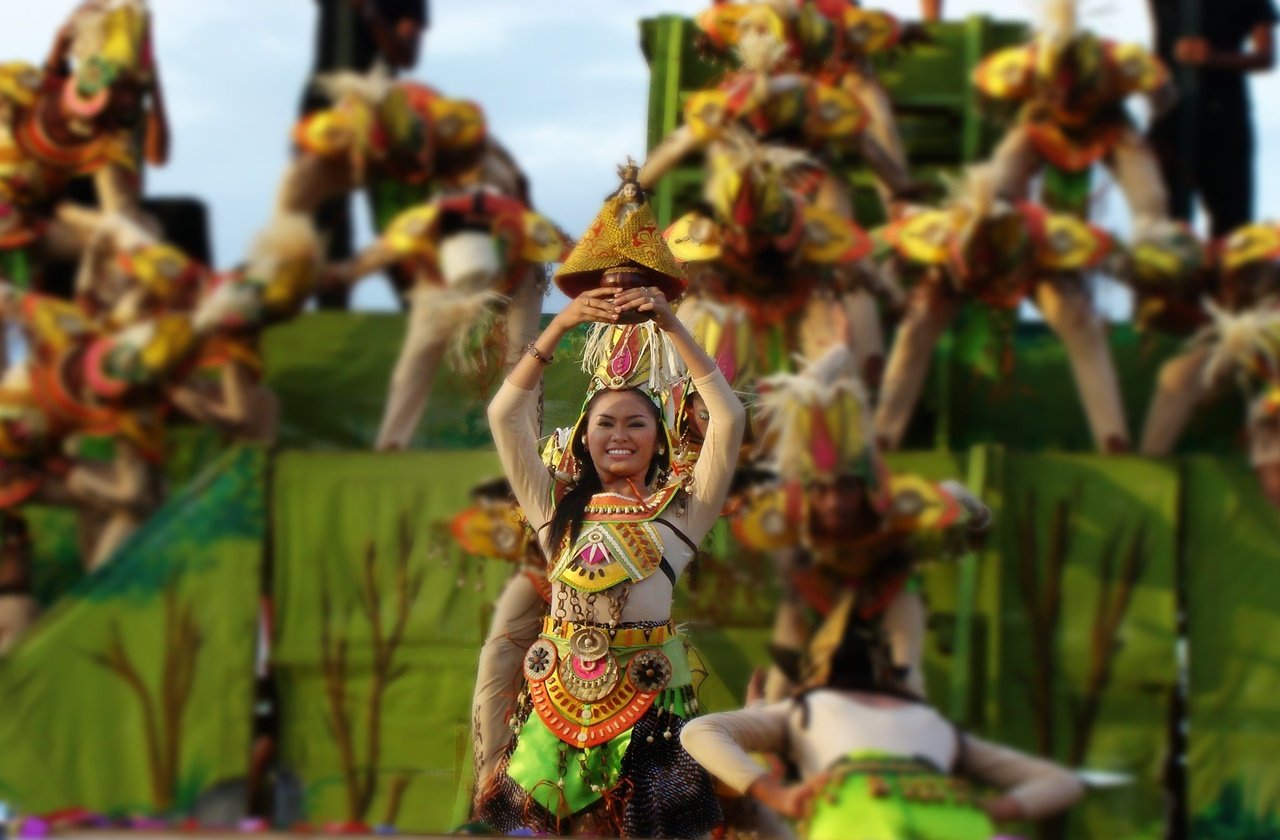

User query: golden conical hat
[554,192,686,300]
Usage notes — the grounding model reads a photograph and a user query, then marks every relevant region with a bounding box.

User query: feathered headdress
[753,369,889,507]
[1194,301,1280,389]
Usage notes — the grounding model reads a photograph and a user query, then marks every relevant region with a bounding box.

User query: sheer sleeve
[683,368,746,541]
[959,734,1085,820]
[680,703,790,794]
[487,379,555,535]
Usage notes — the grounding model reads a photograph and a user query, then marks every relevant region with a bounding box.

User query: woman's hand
[979,794,1026,823]
[1174,36,1211,65]
[748,773,830,819]
[614,285,678,330]
[552,287,621,331]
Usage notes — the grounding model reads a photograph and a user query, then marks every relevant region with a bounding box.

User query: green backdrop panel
[263,314,593,451]
[271,449,509,831]
[990,452,1178,840]
[262,313,1246,458]
[0,446,265,818]
[1183,458,1280,837]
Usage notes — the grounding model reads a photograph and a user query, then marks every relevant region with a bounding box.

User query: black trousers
[1150,90,1255,238]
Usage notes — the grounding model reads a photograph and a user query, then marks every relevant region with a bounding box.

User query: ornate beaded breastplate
[523,617,680,749]
[549,483,682,594]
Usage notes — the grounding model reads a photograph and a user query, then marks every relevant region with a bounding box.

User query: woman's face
[808,476,880,541]
[585,390,660,484]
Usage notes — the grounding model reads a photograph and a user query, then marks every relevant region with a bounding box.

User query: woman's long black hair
[545,389,671,554]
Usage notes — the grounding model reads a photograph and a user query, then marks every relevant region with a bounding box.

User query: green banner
[0,446,265,818]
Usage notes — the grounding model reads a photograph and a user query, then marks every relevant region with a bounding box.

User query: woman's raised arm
[487,289,622,532]
[616,287,747,538]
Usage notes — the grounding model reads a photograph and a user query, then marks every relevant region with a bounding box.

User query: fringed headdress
[545,323,686,503]
[754,370,887,502]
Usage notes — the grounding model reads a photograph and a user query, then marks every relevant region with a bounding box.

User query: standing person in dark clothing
[302,0,428,309]
[1148,0,1278,237]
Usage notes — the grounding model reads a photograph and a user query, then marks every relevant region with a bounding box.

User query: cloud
[424,0,705,59]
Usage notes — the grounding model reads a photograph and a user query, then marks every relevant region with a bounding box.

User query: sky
[0,0,1276,317]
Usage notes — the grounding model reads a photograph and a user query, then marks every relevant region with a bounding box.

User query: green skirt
[806,753,995,840]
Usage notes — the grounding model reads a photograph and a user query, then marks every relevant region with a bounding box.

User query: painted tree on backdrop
[87,586,203,813]
[1011,485,1149,840]
[317,514,426,826]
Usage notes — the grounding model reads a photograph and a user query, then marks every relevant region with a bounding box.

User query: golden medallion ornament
[558,647,621,703]
[568,626,611,661]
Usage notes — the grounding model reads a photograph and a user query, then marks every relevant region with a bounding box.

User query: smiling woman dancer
[473,283,745,837]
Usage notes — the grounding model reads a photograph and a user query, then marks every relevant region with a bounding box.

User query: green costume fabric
[807,753,995,840]
[1042,166,1092,219]
[507,715,632,816]
[0,246,33,289]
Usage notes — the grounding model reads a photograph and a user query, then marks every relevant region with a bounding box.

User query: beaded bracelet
[526,342,554,365]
